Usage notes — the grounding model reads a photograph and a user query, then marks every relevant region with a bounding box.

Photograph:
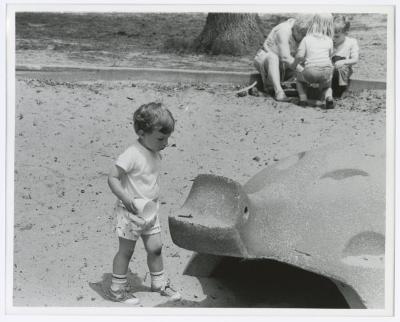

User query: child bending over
[332,15,359,98]
[107,102,181,304]
[294,13,335,109]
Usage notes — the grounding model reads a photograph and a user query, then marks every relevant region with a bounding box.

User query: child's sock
[150,270,165,289]
[325,88,333,100]
[111,273,128,291]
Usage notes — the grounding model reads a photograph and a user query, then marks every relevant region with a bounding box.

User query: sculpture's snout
[169,174,250,257]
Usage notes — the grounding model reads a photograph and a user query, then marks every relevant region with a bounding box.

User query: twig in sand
[234,81,258,97]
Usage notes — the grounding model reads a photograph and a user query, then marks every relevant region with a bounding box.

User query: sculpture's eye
[243,206,249,221]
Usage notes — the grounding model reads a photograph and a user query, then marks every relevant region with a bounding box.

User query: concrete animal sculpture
[169,141,386,308]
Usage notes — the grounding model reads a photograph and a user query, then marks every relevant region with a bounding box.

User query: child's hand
[144,216,157,230]
[334,60,346,68]
[121,198,138,215]
[127,213,147,228]
[296,65,304,73]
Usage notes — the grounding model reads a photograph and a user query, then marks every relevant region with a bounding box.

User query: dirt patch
[13,77,385,307]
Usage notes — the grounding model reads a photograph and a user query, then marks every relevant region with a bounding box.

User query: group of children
[293,13,359,108]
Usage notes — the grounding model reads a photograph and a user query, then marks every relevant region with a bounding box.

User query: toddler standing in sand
[331,15,359,98]
[106,102,181,304]
[294,13,335,109]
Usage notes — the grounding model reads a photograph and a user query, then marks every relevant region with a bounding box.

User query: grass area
[15,12,388,79]
[16,13,208,52]
[16,12,386,53]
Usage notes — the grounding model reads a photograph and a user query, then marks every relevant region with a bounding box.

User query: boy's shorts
[332,55,353,86]
[114,201,161,241]
[333,65,353,86]
[297,65,333,89]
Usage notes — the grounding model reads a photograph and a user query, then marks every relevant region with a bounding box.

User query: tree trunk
[194,13,264,56]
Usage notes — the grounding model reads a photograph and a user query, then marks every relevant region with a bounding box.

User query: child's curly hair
[293,14,313,38]
[133,102,175,135]
[333,15,351,34]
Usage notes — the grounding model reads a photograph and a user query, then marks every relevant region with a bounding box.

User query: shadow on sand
[89,270,151,302]
[89,258,350,308]
[156,257,350,308]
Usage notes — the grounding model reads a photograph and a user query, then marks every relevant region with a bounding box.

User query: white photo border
[1,1,398,321]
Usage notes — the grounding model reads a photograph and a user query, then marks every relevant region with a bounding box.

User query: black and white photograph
[2,1,397,319]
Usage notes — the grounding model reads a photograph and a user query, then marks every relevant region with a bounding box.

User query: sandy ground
[12,77,386,308]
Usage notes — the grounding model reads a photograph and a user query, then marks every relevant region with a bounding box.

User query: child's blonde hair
[307,13,334,38]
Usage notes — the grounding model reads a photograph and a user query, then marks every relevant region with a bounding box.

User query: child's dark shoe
[298,100,307,107]
[324,98,335,109]
[105,287,140,305]
[151,279,181,301]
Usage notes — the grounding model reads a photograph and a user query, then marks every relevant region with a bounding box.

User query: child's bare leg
[113,237,136,275]
[321,67,334,108]
[321,87,334,109]
[142,233,163,273]
[296,80,308,105]
[110,237,136,295]
[142,233,181,300]
[142,233,165,289]
[322,87,333,100]
[265,53,283,94]
[263,52,290,101]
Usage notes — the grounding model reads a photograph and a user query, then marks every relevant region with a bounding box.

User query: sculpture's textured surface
[169,141,386,308]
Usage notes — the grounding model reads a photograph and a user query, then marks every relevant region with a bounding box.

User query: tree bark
[194,13,264,56]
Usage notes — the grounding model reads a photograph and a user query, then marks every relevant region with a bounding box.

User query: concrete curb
[16,65,386,90]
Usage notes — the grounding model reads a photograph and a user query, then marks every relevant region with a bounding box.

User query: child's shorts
[333,65,353,87]
[297,65,333,89]
[114,201,161,241]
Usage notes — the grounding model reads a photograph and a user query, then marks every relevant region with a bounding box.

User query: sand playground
[12,75,386,307]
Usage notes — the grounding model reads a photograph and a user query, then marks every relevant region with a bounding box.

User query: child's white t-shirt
[333,36,359,59]
[297,34,333,67]
[115,139,161,202]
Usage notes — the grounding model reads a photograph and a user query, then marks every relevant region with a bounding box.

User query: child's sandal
[105,287,140,305]
[151,279,181,301]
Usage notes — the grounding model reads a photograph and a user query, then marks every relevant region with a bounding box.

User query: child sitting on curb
[253,15,311,102]
[106,102,181,304]
[332,15,359,98]
[294,13,335,109]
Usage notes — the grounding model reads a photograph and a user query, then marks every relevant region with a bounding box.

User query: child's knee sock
[111,273,127,291]
[325,88,333,99]
[150,270,165,289]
